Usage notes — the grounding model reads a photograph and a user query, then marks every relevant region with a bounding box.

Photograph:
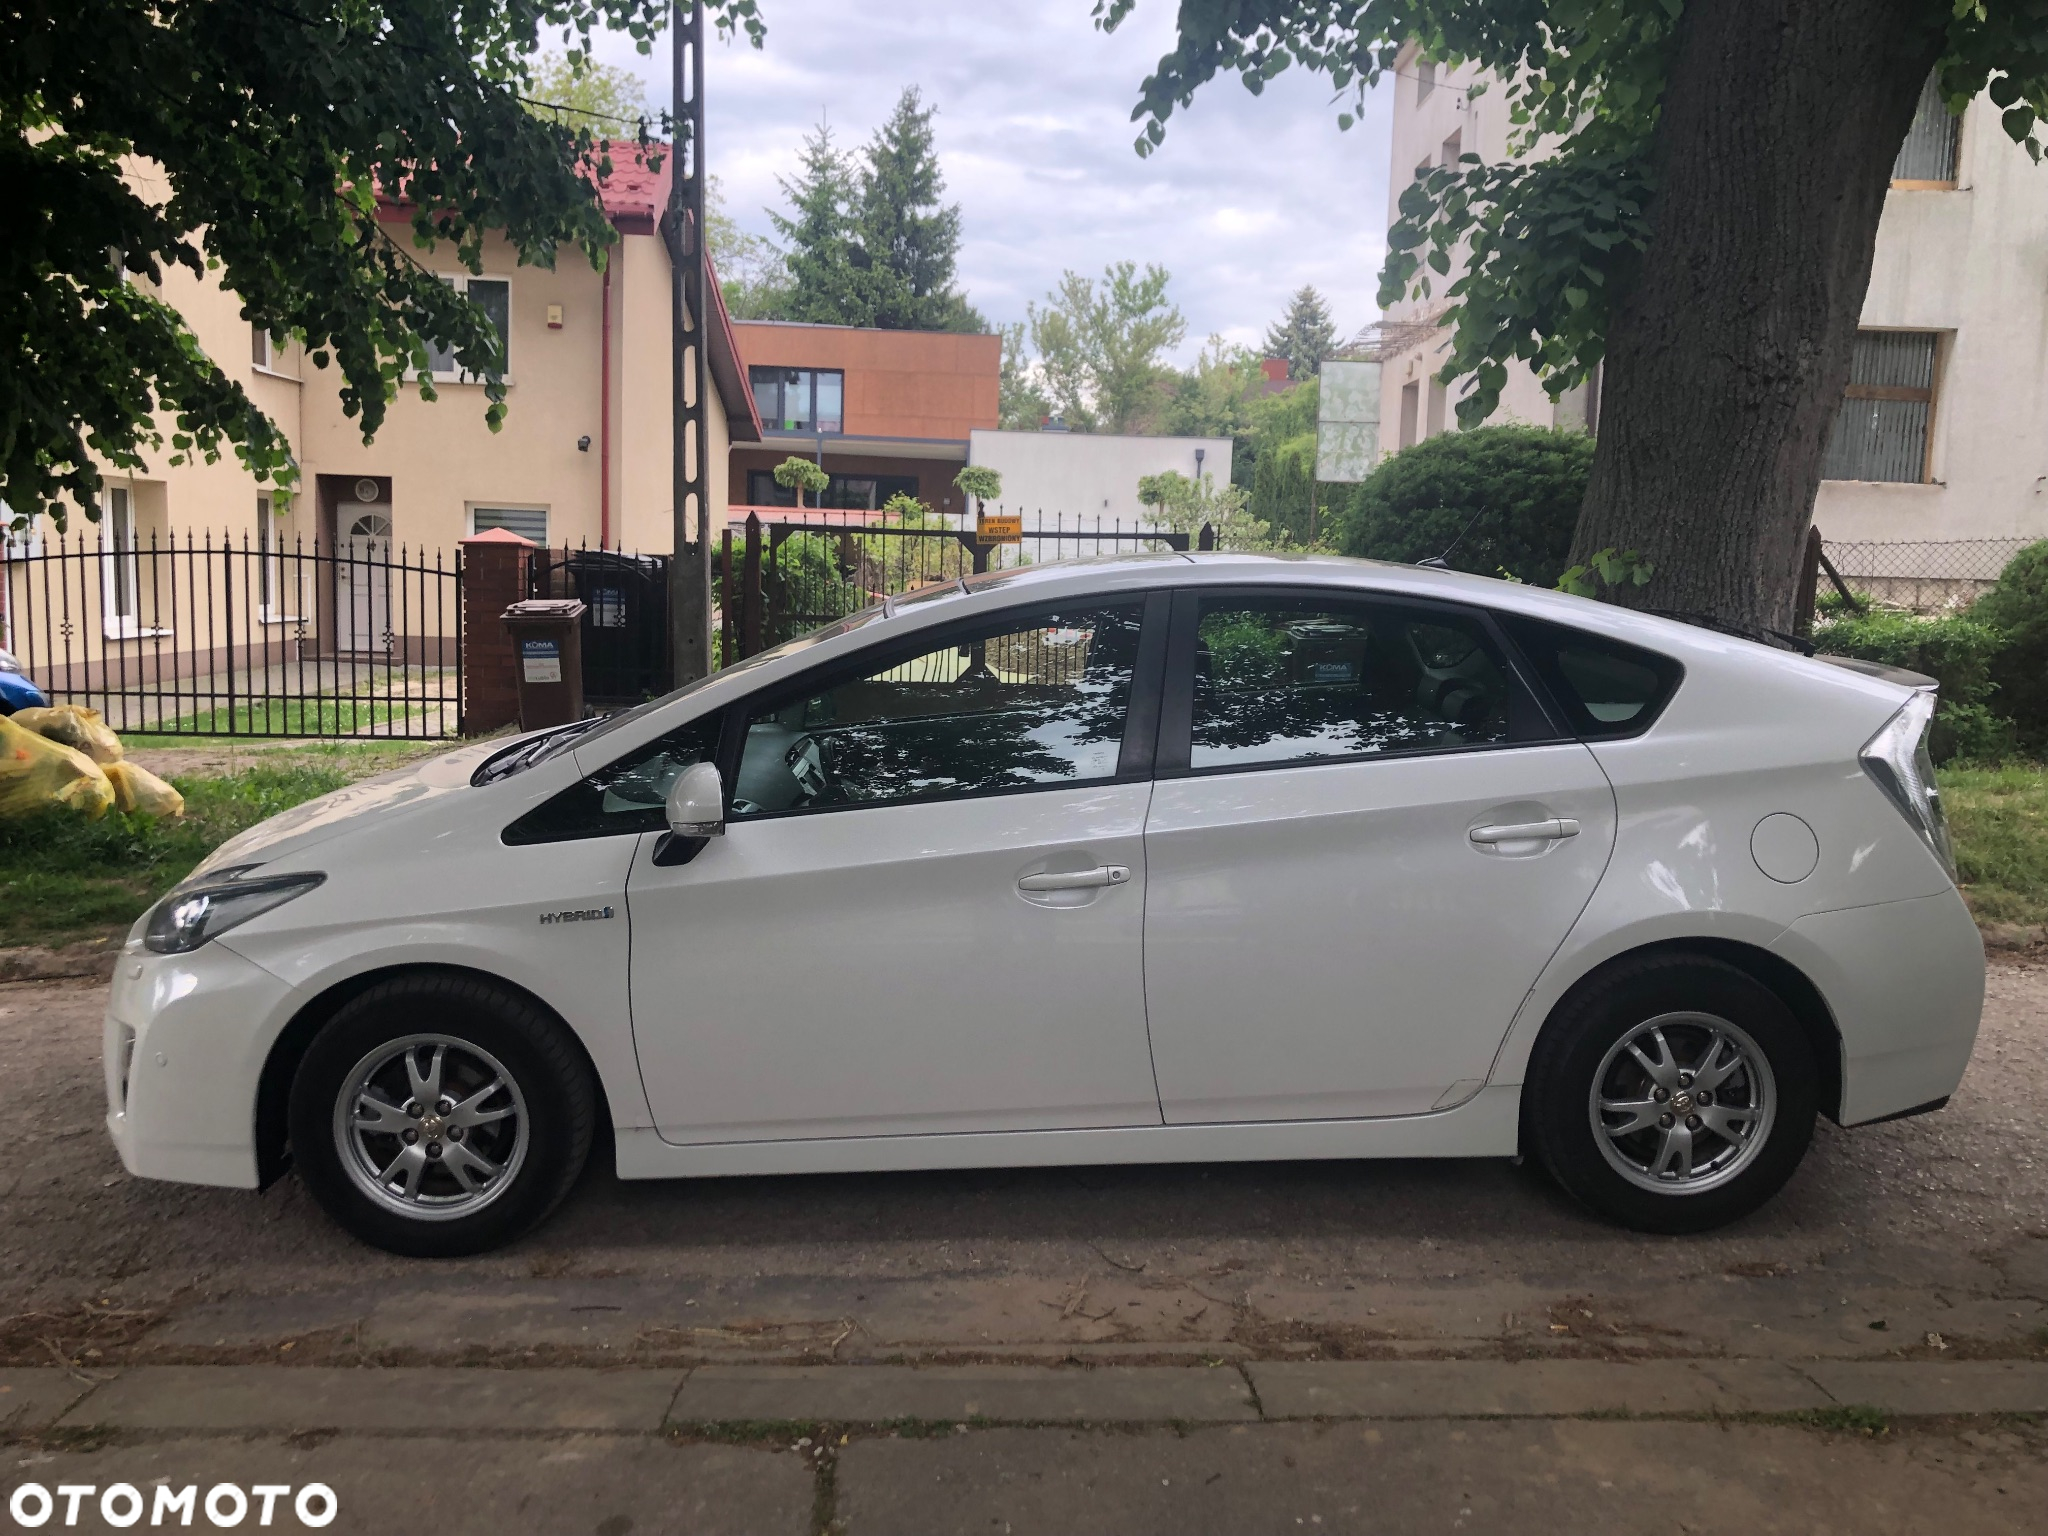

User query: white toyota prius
[103,554,1984,1255]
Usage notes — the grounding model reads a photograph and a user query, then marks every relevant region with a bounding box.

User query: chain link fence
[1821,537,2034,613]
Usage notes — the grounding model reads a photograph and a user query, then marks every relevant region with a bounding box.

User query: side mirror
[665,760,726,838]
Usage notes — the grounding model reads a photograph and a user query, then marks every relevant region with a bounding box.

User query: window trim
[712,590,1171,824]
[1153,585,1572,780]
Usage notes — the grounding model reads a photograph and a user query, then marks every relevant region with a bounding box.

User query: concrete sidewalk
[5,1362,2044,1534]
[9,1357,2048,1433]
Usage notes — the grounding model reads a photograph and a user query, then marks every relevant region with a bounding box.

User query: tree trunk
[1572,0,1950,639]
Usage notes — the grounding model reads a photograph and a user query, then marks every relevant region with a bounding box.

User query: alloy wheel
[332,1034,530,1221]
[1588,1012,1777,1195]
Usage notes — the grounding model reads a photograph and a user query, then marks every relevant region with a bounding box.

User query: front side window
[502,714,723,844]
[1188,597,1524,771]
[732,603,1144,817]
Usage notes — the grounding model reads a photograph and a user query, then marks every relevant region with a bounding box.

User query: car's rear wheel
[1524,954,1819,1234]
[288,973,595,1256]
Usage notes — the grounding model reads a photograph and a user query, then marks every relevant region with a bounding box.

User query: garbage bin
[500,598,587,731]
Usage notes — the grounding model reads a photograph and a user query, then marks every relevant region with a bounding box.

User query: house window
[1440,130,1462,167]
[1892,72,1960,186]
[1822,331,1939,484]
[426,276,511,380]
[1416,60,1436,103]
[255,496,303,623]
[100,488,163,639]
[250,326,287,371]
[750,367,846,434]
[746,470,918,510]
[471,506,550,544]
[1399,381,1420,449]
[1426,377,1449,438]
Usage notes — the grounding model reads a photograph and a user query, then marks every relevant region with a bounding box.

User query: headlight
[144,871,325,954]
[1859,690,1955,881]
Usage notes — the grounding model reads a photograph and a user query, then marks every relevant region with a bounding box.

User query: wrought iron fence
[0,531,462,738]
[1821,536,2032,613]
[720,507,1201,661]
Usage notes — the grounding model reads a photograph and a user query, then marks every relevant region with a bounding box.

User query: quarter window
[1186,598,1524,771]
[731,604,1145,816]
[1494,614,1682,740]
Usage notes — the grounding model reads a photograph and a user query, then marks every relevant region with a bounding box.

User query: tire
[1524,954,1819,1235]
[288,973,596,1257]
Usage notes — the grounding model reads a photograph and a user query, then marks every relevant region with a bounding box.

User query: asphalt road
[3,956,2044,1370]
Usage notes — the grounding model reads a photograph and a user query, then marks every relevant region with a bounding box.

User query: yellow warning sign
[975,513,1024,546]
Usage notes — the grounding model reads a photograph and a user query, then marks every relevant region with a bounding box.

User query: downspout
[600,248,614,548]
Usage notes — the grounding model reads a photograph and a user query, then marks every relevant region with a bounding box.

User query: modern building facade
[1376,48,2048,548]
[729,321,1000,516]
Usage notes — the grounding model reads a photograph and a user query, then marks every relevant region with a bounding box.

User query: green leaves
[1557,546,1654,598]
[4,0,766,525]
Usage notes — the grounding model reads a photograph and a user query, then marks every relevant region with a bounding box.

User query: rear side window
[1496,614,1682,739]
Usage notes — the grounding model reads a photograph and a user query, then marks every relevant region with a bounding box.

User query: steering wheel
[785,734,831,802]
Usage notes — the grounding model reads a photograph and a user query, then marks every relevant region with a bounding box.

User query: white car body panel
[1144,742,1615,1121]
[627,783,1161,1142]
[99,553,1986,1198]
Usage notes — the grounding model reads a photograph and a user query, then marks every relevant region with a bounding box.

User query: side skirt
[613,1085,1522,1180]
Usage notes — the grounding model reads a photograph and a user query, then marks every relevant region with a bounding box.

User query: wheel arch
[254,962,614,1189]
[1521,938,1844,1127]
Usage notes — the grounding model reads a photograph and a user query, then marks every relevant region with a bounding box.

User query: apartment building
[1377,49,2048,547]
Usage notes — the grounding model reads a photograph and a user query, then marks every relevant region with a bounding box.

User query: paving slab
[0,1368,96,1430]
[1248,1358,1830,1418]
[835,1419,2048,1536]
[0,1433,810,1536]
[1805,1360,2048,1414]
[57,1366,684,1432]
[668,1364,1258,1424]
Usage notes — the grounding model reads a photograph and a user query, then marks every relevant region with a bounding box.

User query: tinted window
[502,715,722,844]
[1189,598,1522,771]
[731,604,1144,816]
[1496,614,1682,739]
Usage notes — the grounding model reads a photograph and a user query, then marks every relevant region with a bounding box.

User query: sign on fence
[975,513,1024,546]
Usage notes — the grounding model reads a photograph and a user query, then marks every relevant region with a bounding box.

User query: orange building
[729,321,1000,516]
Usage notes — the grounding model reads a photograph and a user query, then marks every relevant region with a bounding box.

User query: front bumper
[103,940,296,1189]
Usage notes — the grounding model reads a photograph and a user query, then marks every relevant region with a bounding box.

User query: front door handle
[1017,865,1131,892]
[1469,818,1580,845]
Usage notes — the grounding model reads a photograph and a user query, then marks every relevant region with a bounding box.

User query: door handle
[1017,865,1131,892]
[1469,818,1580,845]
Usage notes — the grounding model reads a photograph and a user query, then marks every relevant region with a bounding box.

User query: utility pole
[665,0,712,684]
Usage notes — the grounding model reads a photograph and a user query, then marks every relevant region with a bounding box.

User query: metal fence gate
[719,510,1206,661]
[529,544,673,706]
[0,531,463,738]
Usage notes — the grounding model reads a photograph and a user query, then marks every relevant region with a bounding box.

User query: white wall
[968,430,1233,526]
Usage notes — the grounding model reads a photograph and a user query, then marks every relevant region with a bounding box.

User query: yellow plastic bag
[104,760,185,819]
[10,704,124,764]
[0,715,115,819]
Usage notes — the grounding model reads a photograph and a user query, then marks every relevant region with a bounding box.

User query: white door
[337,509,391,652]
[627,597,1164,1143]
[1142,590,1616,1123]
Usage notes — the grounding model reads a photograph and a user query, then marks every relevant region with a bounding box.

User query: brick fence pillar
[459,528,535,736]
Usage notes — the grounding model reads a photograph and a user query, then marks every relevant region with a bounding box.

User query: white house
[1375,46,2048,590]
[967,429,1232,527]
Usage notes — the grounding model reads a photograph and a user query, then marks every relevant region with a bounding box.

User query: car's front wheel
[288,973,596,1256]
[1524,954,1819,1234]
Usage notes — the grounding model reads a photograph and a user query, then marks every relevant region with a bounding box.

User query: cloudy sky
[588,1,1397,363]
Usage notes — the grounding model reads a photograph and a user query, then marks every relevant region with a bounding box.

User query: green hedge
[1812,604,2011,764]
[1328,425,1594,588]
[1970,539,2048,755]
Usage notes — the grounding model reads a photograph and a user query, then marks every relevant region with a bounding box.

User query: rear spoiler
[1813,655,1937,690]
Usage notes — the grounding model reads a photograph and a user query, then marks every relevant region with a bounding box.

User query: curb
[13,1360,2047,1436]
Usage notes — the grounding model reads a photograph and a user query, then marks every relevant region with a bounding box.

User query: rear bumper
[103,941,296,1189]
[1771,889,1985,1126]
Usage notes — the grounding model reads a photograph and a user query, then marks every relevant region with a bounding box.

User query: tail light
[1859,690,1955,882]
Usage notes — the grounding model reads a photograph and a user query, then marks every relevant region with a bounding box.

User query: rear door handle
[1469,818,1580,845]
[1018,865,1131,892]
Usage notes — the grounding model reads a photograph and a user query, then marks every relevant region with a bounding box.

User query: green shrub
[1328,426,1594,587]
[1812,606,2012,763]
[1970,539,2048,755]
